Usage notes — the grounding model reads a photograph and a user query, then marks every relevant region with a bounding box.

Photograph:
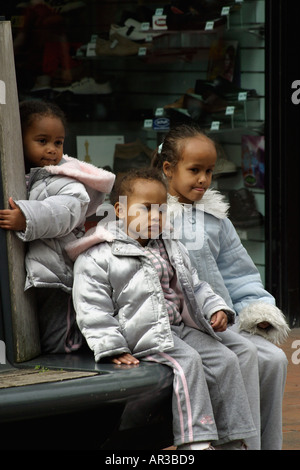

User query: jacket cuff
[238,302,290,345]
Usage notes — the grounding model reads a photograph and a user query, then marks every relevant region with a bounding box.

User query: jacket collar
[167,188,229,220]
[66,221,142,261]
[44,155,115,194]
[65,220,176,261]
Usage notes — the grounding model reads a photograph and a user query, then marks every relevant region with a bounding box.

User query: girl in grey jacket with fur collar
[152,123,290,450]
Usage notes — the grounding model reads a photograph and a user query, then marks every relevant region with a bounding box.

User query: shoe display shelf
[9,0,266,283]
[141,0,266,282]
[210,0,266,282]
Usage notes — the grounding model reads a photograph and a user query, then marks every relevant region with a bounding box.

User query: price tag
[152,15,167,30]
[221,6,231,15]
[138,47,147,56]
[90,34,98,43]
[141,22,150,31]
[210,121,220,131]
[235,0,244,3]
[144,119,153,128]
[225,106,235,115]
[86,42,96,56]
[155,8,164,15]
[205,21,214,30]
[238,92,247,101]
[155,108,164,117]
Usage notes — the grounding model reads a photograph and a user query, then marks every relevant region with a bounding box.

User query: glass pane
[5,0,265,282]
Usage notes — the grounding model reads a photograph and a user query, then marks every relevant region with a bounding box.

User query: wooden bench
[0,21,172,450]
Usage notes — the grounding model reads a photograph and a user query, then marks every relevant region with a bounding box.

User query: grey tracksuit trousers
[144,323,257,447]
[231,323,288,450]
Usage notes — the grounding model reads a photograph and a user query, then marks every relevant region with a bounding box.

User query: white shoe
[213,142,237,177]
[213,158,237,177]
[215,440,248,450]
[110,19,161,41]
[54,78,112,95]
[178,442,215,450]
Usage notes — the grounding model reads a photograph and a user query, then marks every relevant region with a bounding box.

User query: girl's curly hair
[110,167,167,205]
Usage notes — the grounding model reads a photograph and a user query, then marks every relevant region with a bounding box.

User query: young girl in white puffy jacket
[0,100,115,353]
[151,123,290,450]
[69,167,258,450]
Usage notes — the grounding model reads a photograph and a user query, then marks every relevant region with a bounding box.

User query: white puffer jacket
[15,155,115,292]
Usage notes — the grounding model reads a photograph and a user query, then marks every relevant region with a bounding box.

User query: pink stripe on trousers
[147,352,194,443]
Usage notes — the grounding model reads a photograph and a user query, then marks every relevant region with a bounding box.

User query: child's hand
[0,197,26,231]
[257,321,271,329]
[210,310,228,332]
[110,353,139,366]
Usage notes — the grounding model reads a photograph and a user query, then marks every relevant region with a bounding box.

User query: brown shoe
[96,34,152,56]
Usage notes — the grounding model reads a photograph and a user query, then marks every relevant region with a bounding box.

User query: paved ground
[281,328,300,450]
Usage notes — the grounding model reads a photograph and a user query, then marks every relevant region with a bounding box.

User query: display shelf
[7,0,266,280]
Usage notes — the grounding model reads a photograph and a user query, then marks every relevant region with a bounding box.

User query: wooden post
[0,21,40,362]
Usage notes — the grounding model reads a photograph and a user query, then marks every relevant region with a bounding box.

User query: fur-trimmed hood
[167,188,229,220]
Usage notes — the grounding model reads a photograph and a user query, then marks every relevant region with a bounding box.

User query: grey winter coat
[15,155,115,292]
[70,222,235,362]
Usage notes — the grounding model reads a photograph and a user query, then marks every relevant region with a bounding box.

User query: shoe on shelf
[165,2,226,30]
[53,77,112,95]
[96,34,152,57]
[183,91,232,115]
[113,139,153,173]
[195,75,259,101]
[30,75,52,92]
[213,143,237,177]
[164,88,195,109]
[228,188,264,228]
[166,106,213,128]
[110,19,162,42]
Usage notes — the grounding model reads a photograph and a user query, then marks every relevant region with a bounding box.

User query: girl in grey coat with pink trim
[0,100,115,353]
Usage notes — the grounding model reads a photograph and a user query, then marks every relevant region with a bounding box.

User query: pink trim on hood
[45,155,115,194]
[45,155,115,217]
[66,225,115,261]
